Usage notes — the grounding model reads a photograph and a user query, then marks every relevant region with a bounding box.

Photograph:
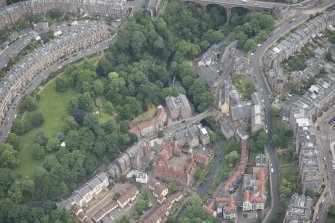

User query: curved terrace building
[0,22,112,126]
[0,0,129,29]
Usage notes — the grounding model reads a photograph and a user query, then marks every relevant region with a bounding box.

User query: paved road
[314,105,335,223]
[249,0,335,221]
[181,0,288,9]
[0,32,34,70]
[249,12,309,223]
[0,35,117,143]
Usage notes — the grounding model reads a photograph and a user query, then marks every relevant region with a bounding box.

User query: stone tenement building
[107,140,151,177]
[284,193,313,223]
[0,22,111,126]
[153,139,196,186]
[263,9,335,68]
[0,0,6,9]
[165,94,192,120]
[0,0,129,29]
[287,73,335,192]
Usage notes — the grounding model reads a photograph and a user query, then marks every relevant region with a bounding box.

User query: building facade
[165,94,192,120]
[0,22,111,127]
[0,0,129,29]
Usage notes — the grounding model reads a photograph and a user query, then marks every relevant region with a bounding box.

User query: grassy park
[13,74,76,178]
[13,54,103,178]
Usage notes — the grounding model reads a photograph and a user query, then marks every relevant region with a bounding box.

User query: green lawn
[13,75,76,178]
[279,164,299,185]
[246,152,257,174]
[13,53,104,178]
[95,97,113,124]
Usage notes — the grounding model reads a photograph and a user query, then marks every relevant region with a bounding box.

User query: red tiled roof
[148,179,158,190]
[157,195,166,203]
[251,196,265,203]
[153,183,168,197]
[83,218,94,223]
[227,194,235,212]
[160,149,170,162]
[71,204,81,215]
[192,153,208,166]
[93,201,118,222]
[129,106,166,135]
[117,186,138,206]
[203,205,215,215]
[253,167,265,194]
[128,186,139,197]
[77,211,87,222]
[244,191,250,202]
[144,192,185,223]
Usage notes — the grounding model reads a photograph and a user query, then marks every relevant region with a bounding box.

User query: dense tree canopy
[181,196,218,223]
[232,10,274,52]
[0,2,275,222]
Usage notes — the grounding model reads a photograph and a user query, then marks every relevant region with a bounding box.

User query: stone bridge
[180,0,288,21]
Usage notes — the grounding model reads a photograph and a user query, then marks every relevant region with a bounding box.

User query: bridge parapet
[181,0,288,21]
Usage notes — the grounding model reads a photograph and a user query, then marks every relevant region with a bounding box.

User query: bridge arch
[180,0,254,22]
[180,0,280,22]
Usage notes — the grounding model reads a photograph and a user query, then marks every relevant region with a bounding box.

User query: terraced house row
[287,73,335,192]
[0,22,112,126]
[0,0,129,29]
[263,9,335,68]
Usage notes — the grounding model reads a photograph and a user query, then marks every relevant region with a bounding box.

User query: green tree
[46,138,60,152]
[11,119,26,135]
[0,168,14,197]
[157,130,165,138]
[32,143,45,160]
[20,178,35,198]
[67,97,79,114]
[8,184,23,203]
[48,9,62,20]
[259,14,275,30]
[244,39,256,52]
[83,114,99,129]
[65,130,80,151]
[168,181,179,194]
[20,95,38,111]
[55,78,67,92]
[225,150,239,164]
[327,205,335,223]
[182,196,217,223]
[113,192,121,200]
[64,116,79,131]
[78,92,93,112]
[208,129,217,143]
[5,133,20,150]
[104,101,114,114]
[30,112,44,127]
[325,51,334,62]
[134,200,149,215]
[130,30,146,58]
[33,131,48,146]
[0,144,20,168]
[304,189,315,198]
[93,80,104,96]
